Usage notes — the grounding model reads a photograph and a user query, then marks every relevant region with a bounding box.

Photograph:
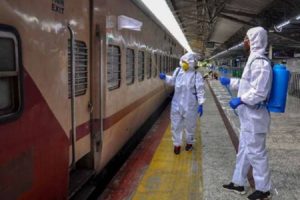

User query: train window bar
[146,52,151,79]
[167,56,169,73]
[163,55,165,72]
[138,50,144,82]
[126,48,135,85]
[158,54,162,73]
[163,55,166,73]
[153,53,158,78]
[171,57,174,72]
[107,45,121,90]
[0,27,23,122]
[166,56,168,73]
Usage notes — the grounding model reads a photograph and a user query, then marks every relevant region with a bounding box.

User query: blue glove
[197,105,203,117]
[220,77,230,86]
[159,73,166,80]
[229,97,243,109]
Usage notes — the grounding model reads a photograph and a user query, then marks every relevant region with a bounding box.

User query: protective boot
[247,190,271,200]
[174,146,181,155]
[185,144,193,151]
[222,182,246,195]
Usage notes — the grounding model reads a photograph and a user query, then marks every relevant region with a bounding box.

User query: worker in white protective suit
[221,27,272,200]
[159,52,205,155]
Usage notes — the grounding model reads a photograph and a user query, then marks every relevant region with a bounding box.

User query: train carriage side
[92,0,183,172]
[0,0,183,199]
[0,0,92,199]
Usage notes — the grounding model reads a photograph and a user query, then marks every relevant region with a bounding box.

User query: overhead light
[296,15,300,20]
[118,15,143,31]
[140,0,192,52]
[277,20,290,29]
[274,20,290,32]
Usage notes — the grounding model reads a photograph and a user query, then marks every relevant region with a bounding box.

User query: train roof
[165,0,300,58]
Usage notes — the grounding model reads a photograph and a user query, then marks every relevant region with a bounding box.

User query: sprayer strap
[249,57,271,68]
[249,56,272,105]
[174,67,180,79]
[194,71,199,102]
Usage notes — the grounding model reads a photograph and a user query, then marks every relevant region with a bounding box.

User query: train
[0,0,184,199]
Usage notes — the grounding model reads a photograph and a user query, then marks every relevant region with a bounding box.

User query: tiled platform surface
[98,80,300,200]
[209,80,300,200]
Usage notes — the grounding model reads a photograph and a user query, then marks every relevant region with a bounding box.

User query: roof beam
[182,26,203,31]
[221,8,258,18]
[219,14,256,26]
[180,19,208,26]
[271,32,300,44]
[279,0,300,10]
[173,7,197,14]
[210,0,230,22]
[179,15,202,21]
[185,33,203,37]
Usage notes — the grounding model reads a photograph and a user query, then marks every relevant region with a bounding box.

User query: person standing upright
[220,27,273,200]
[159,52,205,155]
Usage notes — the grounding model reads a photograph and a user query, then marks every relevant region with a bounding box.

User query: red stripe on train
[0,70,69,199]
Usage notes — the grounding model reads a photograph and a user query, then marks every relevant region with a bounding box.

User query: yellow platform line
[132,119,203,200]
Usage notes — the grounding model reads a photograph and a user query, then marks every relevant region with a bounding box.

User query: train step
[68,169,95,199]
[71,184,96,200]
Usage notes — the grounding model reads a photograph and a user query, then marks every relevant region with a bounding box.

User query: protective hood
[246,27,268,55]
[179,52,199,70]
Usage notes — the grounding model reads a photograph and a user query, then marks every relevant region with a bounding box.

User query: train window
[161,55,164,73]
[0,29,22,121]
[153,53,157,78]
[162,55,164,73]
[169,57,171,72]
[107,45,121,90]
[168,57,170,72]
[159,55,162,72]
[165,56,167,73]
[146,52,151,79]
[126,48,135,85]
[163,56,167,73]
[157,55,160,73]
[167,56,170,72]
[138,51,144,81]
[173,58,176,70]
[68,40,88,97]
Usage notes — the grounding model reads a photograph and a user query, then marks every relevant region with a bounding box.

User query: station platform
[209,80,300,200]
[97,80,300,200]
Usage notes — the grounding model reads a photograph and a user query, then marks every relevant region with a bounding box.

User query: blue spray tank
[267,64,290,113]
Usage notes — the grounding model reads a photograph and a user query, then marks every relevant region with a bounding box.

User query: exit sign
[52,0,64,14]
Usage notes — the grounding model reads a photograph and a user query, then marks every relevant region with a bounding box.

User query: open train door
[67,0,95,198]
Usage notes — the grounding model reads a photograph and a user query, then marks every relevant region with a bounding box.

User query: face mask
[181,61,189,71]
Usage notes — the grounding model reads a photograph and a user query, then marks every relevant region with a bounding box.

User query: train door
[67,0,95,198]
[68,0,92,168]
[90,1,106,172]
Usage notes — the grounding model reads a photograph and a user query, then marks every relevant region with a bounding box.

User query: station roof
[166,0,300,57]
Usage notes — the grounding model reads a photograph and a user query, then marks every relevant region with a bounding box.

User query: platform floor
[132,122,203,200]
[209,80,300,200]
[98,80,300,200]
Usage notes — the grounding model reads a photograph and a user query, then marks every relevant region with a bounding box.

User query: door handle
[88,101,94,113]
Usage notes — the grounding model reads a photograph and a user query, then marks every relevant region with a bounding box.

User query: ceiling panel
[168,0,275,56]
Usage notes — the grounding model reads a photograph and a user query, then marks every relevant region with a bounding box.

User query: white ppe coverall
[230,27,272,192]
[164,52,205,146]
